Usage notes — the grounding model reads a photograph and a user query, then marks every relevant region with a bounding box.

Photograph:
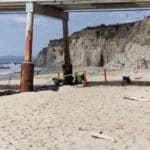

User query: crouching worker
[52,73,63,86]
[74,72,84,85]
[122,76,131,85]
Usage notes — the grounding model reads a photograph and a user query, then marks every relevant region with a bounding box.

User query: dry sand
[0,68,150,150]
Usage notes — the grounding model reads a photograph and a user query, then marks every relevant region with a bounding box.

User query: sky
[0,10,150,57]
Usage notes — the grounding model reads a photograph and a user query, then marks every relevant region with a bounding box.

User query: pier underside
[0,0,150,11]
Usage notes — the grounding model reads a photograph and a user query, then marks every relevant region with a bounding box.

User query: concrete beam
[26,2,67,20]
[0,0,150,12]
[0,0,150,3]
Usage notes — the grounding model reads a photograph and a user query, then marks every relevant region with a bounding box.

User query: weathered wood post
[62,12,73,85]
[20,2,34,92]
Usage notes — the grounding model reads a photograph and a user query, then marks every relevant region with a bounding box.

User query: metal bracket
[26,2,34,13]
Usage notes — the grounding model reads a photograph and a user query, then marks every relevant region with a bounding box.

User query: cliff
[35,16,150,70]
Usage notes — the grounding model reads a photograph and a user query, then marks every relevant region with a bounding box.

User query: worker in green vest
[74,72,83,85]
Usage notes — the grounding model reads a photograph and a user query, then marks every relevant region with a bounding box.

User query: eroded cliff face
[35,17,150,70]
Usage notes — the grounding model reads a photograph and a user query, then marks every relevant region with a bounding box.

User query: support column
[20,4,34,92]
[62,13,73,85]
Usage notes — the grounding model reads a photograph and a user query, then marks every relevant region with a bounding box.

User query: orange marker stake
[83,71,88,87]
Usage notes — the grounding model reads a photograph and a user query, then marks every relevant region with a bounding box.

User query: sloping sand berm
[0,68,150,150]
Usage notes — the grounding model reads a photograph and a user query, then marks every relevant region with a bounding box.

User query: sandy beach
[0,67,149,150]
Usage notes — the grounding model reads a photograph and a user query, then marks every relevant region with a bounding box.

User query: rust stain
[25,25,33,62]
[20,63,34,92]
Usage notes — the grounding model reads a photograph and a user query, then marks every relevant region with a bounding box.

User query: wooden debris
[91,132,116,142]
[134,76,143,80]
[123,96,149,102]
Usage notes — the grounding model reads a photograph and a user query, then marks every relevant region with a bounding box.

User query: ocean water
[0,56,47,79]
[0,63,21,76]
[0,56,23,78]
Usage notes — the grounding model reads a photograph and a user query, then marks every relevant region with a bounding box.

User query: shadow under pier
[87,81,150,87]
